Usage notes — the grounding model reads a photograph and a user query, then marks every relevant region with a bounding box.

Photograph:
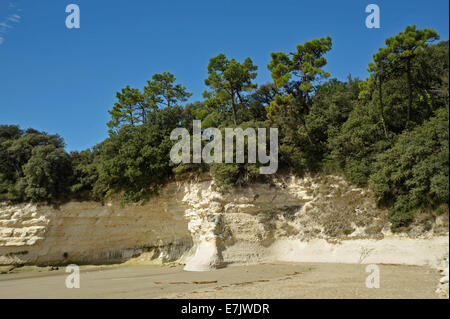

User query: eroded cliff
[1,174,448,274]
[0,182,192,265]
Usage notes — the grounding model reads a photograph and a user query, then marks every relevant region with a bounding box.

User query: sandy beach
[0,262,442,299]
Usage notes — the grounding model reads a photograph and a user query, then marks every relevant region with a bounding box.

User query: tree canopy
[1,26,448,231]
[203,54,258,125]
[107,72,191,132]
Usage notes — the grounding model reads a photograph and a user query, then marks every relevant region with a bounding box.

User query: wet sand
[0,262,441,299]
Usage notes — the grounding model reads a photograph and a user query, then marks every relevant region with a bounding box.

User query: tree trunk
[305,92,311,113]
[378,74,388,139]
[300,115,313,146]
[406,59,413,123]
[138,103,147,124]
[129,111,135,126]
[231,94,237,126]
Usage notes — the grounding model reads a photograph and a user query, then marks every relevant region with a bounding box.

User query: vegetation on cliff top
[1,25,448,231]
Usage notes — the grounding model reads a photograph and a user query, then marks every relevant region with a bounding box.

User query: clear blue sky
[1,0,448,151]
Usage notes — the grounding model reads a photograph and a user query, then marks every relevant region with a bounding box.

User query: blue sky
[0,0,449,151]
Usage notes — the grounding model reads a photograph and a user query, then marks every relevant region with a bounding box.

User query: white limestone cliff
[179,175,448,271]
[1,174,448,274]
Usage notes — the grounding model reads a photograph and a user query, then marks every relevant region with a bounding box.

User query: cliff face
[0,182,193,265]
[0,175,448,271]
[181,175,448,271]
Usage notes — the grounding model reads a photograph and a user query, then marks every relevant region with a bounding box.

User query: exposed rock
[0,183,193,265]
[0,174,448,276]
[179,175,448,271]
[436,257,449,298]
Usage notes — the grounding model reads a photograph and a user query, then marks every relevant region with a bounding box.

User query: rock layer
[179,175,448,271]
[436,256,449,298]
[0,182,192,265]
[1,175,448,275]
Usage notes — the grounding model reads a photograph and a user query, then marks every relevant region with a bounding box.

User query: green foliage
[370,107,449,230]
[329,101,392,186]
[70,148,99,199]
[243,83,274,122]
[145,72,192,109]
[369,25,440,126]
[107,72,191,132]
[210,163,259,188]
[203,54,258,125]
[94,126,171,202]
[307,77,361,153]
[1,28,448,232]
[107,86,145,129]
[266,36,332,155]
[0,127,71,203]
[209,120,270,188]
[267,36,332,111]
[19,145,72,202]
[95,104,186,203]
[382,25,439,61]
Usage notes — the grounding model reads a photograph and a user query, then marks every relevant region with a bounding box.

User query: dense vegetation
[1,25,448,231]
